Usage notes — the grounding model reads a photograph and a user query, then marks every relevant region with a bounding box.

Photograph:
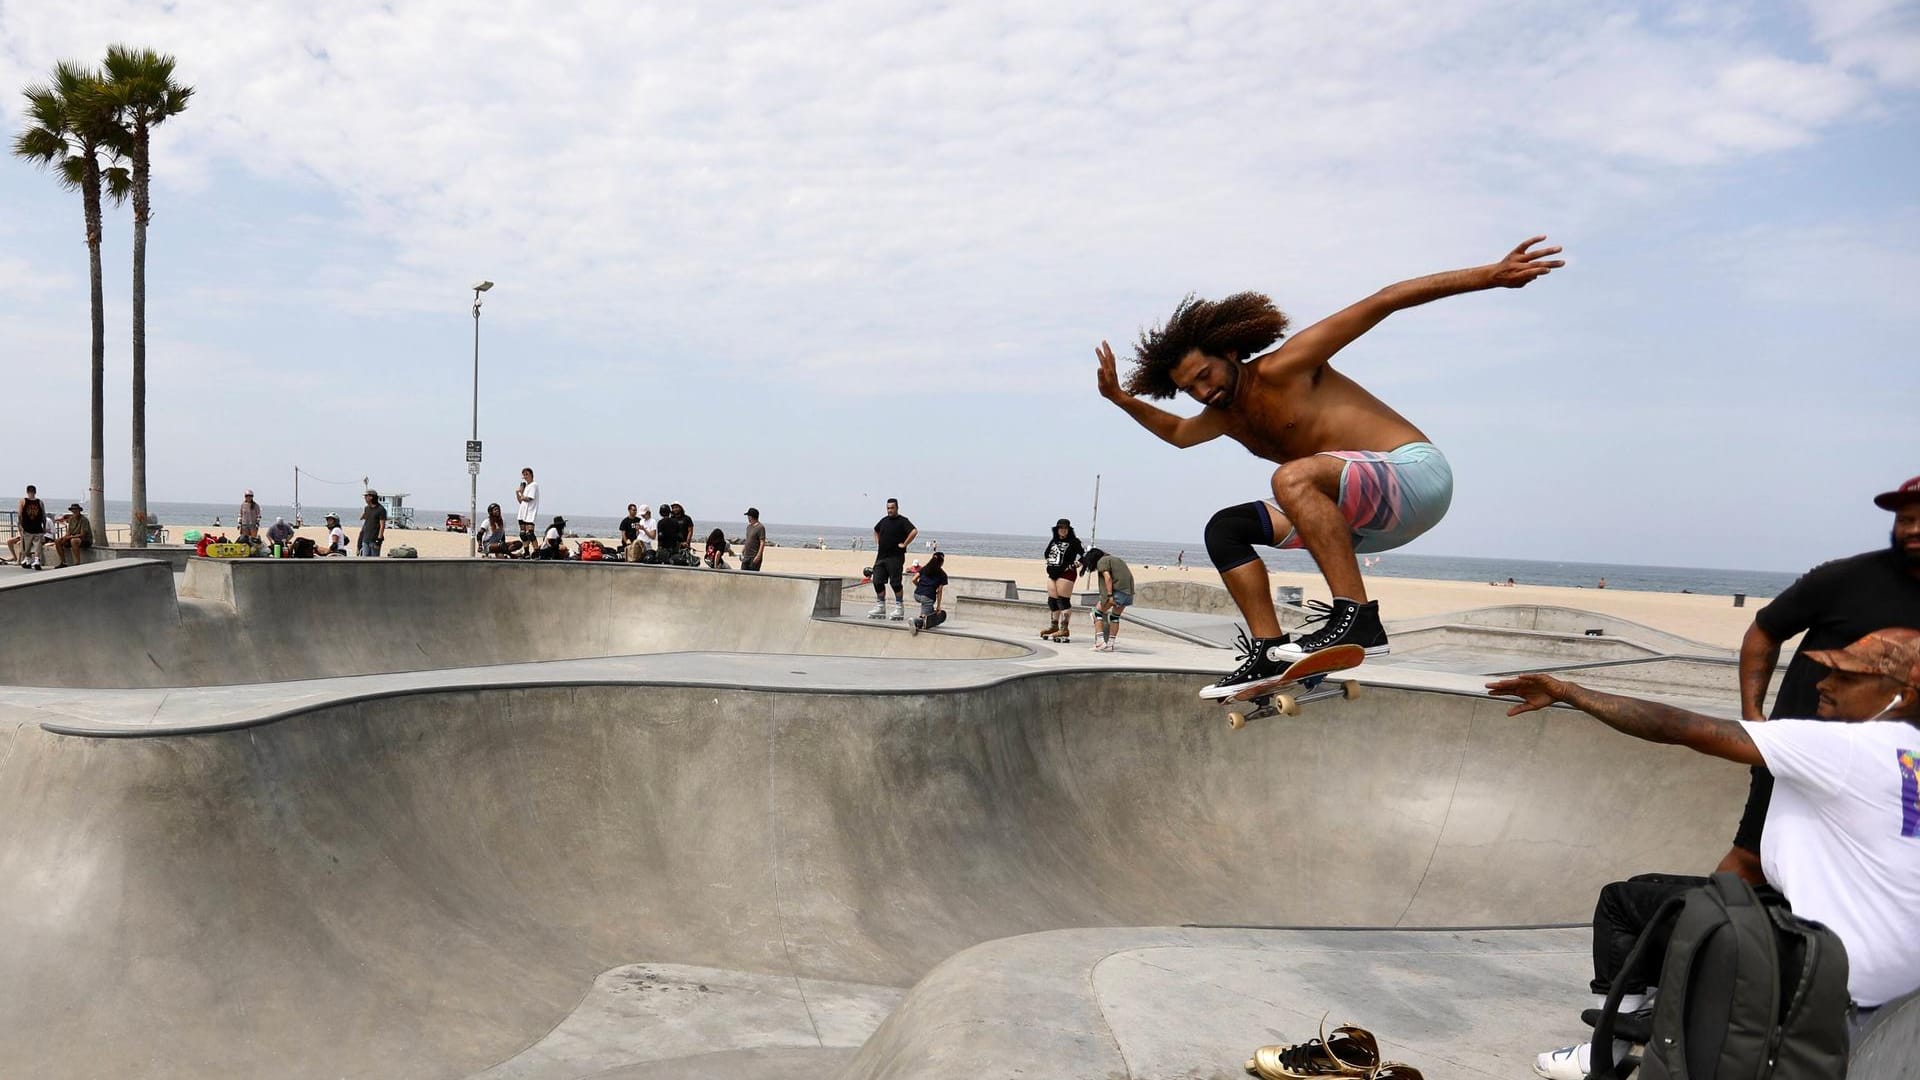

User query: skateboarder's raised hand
[1489,235,1565,289]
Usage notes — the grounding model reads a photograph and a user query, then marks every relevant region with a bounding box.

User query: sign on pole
[465,440,483,463]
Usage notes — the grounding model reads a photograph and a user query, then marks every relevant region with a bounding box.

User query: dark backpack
[1591,872,1850,1080]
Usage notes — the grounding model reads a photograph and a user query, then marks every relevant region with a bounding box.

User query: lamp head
[473,280,494,293]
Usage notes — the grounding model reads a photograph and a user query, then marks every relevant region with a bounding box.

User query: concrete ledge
[838,926,1591,1080]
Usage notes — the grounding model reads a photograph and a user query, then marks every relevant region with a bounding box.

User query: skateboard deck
[1220,643,1365,729]
[203,542,253,559]
[910,609,947,634]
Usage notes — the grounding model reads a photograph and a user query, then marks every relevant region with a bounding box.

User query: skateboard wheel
[1275,694,1299,717]
[1341,680,1361,700]
[1227,711,1248,730]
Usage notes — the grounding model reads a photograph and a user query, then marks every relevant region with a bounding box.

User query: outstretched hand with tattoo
[1486,674,1573,715]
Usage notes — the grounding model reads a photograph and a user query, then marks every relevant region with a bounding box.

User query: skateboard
[203,542,254,559]
[1221,643,1365,729]
[910,609,947,635]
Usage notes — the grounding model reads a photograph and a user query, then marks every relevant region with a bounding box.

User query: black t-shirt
[873,514,915,560]
[1755,549,1920,719]
[1044,536,1084,571]
[19,498,45,533]
[656,516,683,550]
[618,515,641,544]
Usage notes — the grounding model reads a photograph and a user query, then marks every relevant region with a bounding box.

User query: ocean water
[54,498,1800,600]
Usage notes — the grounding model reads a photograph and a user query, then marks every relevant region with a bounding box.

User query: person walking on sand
[357,489,387,557]
[1041,519,1085,642]
[1082,547,1134,652]
[1096,235,1564,699]
[514,468,540,558]
[867,498,918,620]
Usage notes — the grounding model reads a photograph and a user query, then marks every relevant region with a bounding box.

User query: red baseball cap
[1806,628,1920,690]
[1873,475,1920,510]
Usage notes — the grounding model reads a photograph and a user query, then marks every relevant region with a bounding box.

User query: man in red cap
[1489,628,1920,1076]
[1713,474,1920,883]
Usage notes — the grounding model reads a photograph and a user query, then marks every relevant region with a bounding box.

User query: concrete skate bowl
[0,558,1020,688]
[0,672,1757,1079]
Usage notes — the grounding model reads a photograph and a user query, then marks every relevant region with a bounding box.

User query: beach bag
[1590,872,1849,1080]
[579,540,605,561]
[290,537,317,559]
[386,545,418,559]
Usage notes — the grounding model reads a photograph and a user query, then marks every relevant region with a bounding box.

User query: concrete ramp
[0,559,1020,687]
[0,673,1749,1078]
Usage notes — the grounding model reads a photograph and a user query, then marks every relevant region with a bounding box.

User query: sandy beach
[154,520,1766,650]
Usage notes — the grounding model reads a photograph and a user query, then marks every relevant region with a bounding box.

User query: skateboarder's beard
[1207,362,1243,410]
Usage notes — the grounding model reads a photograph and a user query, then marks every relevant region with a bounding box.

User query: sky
[1,0,1916,572]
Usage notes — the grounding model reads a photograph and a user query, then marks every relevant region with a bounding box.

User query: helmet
[183,530,204,542]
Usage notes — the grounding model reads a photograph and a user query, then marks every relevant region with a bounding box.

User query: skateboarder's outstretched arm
[1096,341,1229,447]
[1264,236,1565,376]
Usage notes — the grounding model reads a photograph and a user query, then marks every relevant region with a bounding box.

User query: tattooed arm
[1486,674,1763,766]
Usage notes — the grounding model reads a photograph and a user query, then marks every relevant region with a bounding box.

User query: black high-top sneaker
[1275,599,1390,658]
[1199,628,1295,699]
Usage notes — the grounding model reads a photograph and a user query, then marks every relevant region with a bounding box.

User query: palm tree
[101,45,191,548]
[12,62,130,541]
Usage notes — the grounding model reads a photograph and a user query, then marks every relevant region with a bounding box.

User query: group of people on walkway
[4,484,93,569]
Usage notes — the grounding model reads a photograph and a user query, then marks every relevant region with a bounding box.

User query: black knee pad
[1045,597,1060,611]
[1204,502,1269,572]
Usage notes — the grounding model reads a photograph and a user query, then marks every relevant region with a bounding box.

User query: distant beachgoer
[740,508,766,571]
[817,536,826,550]
[633,499,664,557]
[1596,576,1608,589]
[910,551,948,633]
[1176,549,1184,569]
[1098,236,1563,699]
[1715,473,1920,886]
[324,513,351,556]
[1083,547,1134,652]
[14,484,47,569]
[867,498,918,620]
[51,504,92,566]
[475,504,512,558]
[538,516,569,560]
[357,489,387,557]
[515,468,540,557]
[237,490,262,542]
[1041,519,1085,642]
[704,528,732,569]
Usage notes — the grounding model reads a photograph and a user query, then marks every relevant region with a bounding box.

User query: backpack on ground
[579,539,604,561]
[1590,872,1850,1080]
[386,545,418,559]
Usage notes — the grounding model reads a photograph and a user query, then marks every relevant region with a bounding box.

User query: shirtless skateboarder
[1096,236,1564,699]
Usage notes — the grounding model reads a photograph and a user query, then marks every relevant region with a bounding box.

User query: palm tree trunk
[130,124,149,547]
[83,159,107,545]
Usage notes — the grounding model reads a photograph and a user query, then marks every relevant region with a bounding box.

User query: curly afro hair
[1125,292,1289,400]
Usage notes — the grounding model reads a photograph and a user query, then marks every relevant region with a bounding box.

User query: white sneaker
[1533,1042,1590,1080]
[867,603,886,619]
[1090,636,1105,650]
[890,604,905,620]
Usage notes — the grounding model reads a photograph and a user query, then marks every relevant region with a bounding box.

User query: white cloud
[1803,0,1920,87]
[0,0,1901,389]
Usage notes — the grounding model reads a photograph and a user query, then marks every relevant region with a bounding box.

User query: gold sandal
[1244,1020,1382,1078]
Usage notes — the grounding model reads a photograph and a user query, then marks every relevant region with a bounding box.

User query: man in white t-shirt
[1488,627,1920,1078]
[515,467,540,558]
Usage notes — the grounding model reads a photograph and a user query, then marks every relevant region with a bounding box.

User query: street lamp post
[470,280,493,556]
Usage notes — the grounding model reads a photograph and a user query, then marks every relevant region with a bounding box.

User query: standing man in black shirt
[868,497,918,621]
[1719,474,1920,882]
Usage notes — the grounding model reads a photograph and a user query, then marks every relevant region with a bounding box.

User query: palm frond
[103,165,132,203]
